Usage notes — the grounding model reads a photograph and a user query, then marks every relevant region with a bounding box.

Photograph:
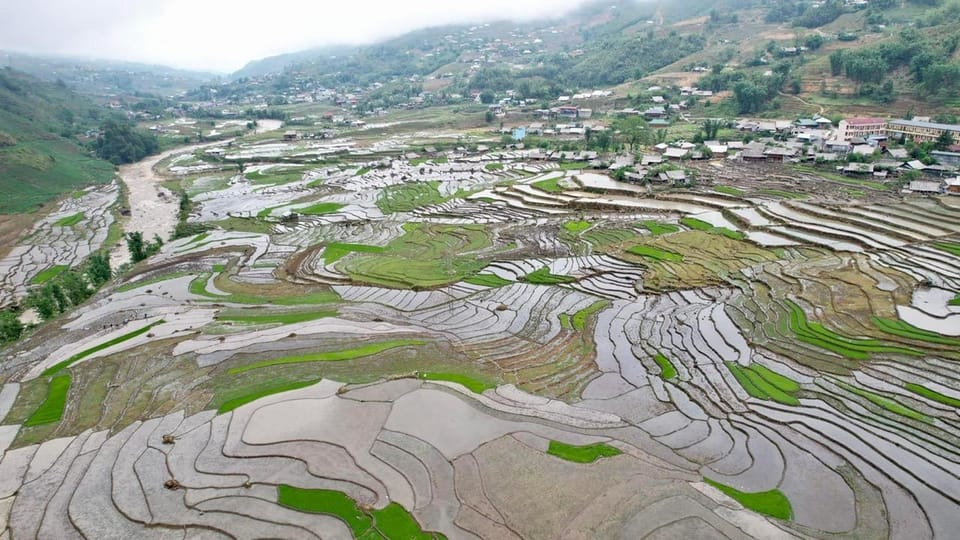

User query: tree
[59,270,91,306]
[94,119,160,165]
[87,252,112,286]
[126,232,146,263]
[27,289,56,321]
[703,119,723,140]
[484,111,495,124]
[479,91,495,104]
[0,311,22,344]
[936,130,956,151]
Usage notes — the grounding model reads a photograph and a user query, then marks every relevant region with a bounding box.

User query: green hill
[0,68,115,214]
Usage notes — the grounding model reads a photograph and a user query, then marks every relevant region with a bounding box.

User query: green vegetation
[558,161,589,170]
[713,185,745,196]
[228,339,426,374]
[298,202,345,216]
[42,320,165,376]
[704,479,792,520]
[188,274,340,306]
[786,301,922,360]
[336,223,491,289]
[873,317,960,347]
[94,119,159,165]
[546,440,623,463]
[24,375,71,427]
[377,181,446,213]
[54,212,85,227]
[626,245,683,262]
[562,220,592,234]
[30,265,68,285]
[522,266,576,285]
[418,372,495,394]
[463,274,513,288]
[324,243,385,264]
[680,217,745,241]
[727,362,801,406]
[654,353,677,380]
[532,176,567,193]
[245,167,306,185]
[484,163,503,171]
[834,380,931,423]
[125,231,163,263]
[759,189,806,200]
[217,379,321,413]
[640,221,679,236]
[0,310,24,345]
[217,309,337,325]
[277,485,445,539]
[932,241,960,257]
[571,301,608,331]
[0,69,116,213]
[904,383,960,408]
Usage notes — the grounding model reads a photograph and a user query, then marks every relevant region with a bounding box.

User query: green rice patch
[640,221,680,236]
[298,202,345,216]
[463,274,513,288]
[547,440,623,463]
[324,243,385,264]
[572,301,609,331]
[563,220,592,234]
[872,317,960,347]
[54,212,85,227]
[713,185,745,196]
[522,266,576,285]
[228,339,426,374]
[680,217,745,240]
[904,383,960,408]
[217,309,337,325]
[532,176,566,192]
[42,320,165,377]
[30,265,68,285]
[484,163,504,171]
[626,245,683,262]
[654,353,677,380]
[726,362,800,406]
[834,380,931,423]
[418,372,495,394]
[277,485,445,539]
[704,479,792,520]
[24,375,71,427]
[218,379,321,413]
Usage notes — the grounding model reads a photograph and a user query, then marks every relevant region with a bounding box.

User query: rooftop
[888,119,960,133]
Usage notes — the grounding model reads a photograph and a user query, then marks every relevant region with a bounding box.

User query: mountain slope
[0,68,115,213]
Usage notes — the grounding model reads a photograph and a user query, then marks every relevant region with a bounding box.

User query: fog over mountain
[0,0,602,72]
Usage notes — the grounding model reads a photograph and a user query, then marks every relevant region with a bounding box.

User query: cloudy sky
[0,0,600,73]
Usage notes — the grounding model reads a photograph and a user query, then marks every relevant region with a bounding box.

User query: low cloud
[0,0,601,72]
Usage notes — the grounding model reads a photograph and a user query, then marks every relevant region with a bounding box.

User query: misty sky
[0,0,599,73]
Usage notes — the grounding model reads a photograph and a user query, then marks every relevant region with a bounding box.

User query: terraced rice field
[2,145,960,538]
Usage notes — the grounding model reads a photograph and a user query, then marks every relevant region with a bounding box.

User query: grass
[217,379,321,413]
[484,162,504,171]
[792,165,888,191]
[713,185,745,196]
[546,440,623,463]
[786,301,922,361]
[463,274,513,287]
[904,383,960,408]
[217,309,337,325]
[726,363,800,406]
[572,301,608,331]
[654,353,677,380]
[872,317,960,347]
[298,202,345,216]
[24,374,71,427]
[680,217,745,241]
[188,274,341,306]
[277,485,445,539]
[522,266,576,285]
[559,161,590,170]
[54,212,85,227]
[640,221,680,236]
[30,264,68,285]
[418,372,495,394]
[377,181,447,213]
[354,166,373,176]
[626,245,683,262]
[227,339,426,374]
[42,320,165,377]
[834,379,931,423]
[324,243,385,264]
[562,220,592,234]
[704,479,792,520]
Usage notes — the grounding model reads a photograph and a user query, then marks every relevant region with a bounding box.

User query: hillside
[0,68,115,213]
